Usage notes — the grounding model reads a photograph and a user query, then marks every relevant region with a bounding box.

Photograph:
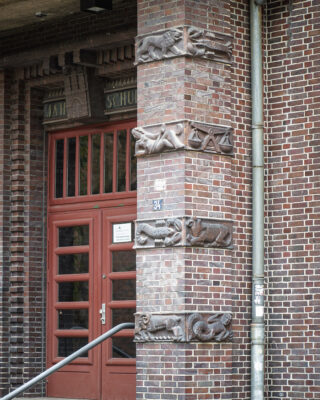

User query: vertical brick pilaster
[136,1,234,398]
[0,69,12,396]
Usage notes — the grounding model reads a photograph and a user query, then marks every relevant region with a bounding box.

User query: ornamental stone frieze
[134,312,233,343]
[135,26,232,64]
[132,121,233,156]
[135,217,233,249]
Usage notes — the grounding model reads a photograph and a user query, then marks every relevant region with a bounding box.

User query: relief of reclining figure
[132,124,184,155]
[136,218,182,247]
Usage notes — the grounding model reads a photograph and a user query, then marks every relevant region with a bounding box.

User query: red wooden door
[47,122,136,400]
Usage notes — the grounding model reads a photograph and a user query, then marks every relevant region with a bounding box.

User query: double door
[47,205,136,400]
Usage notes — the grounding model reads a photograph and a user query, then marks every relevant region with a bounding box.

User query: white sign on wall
[113,222,132,243]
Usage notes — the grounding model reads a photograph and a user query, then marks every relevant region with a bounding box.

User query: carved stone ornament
[136,26,232,64]
[136,28,184,63]
[132,123,184,156]
[188,122,233,155]
[136,218,183,248]
[134,312,233,343]
[186,217,232,248]
[135,217,232,249]
[187,313,233,342]
[132,121,233,157]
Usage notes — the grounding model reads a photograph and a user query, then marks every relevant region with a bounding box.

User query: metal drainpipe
[250,0,265,400]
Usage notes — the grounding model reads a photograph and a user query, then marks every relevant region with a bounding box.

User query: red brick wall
[266,1,320,398]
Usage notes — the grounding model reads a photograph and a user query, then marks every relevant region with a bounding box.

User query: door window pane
[117,130,126,192]
[58,281,89,302]
[59,225,89,247]
[104,133,113,193]
[112,308,135,326]
[112,251,136,272]
[79,135,88,195]
[59,253,89,274]
[58,309,88,329]
[112,279,135,301]
[91,134,100,195]
[58,337,88,357]
[112,337,135,358]
[55,139,64,198]
[67,137,76,197]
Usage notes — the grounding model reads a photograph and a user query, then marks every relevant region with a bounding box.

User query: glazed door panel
[101,209,136,400]
[47,207,136,399]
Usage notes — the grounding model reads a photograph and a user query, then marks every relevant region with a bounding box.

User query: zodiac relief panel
[136,26,232,64]
[135,218,233,249]
[134,312,233,343]
[132,121,233,157]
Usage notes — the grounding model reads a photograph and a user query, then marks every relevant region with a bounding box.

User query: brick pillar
[0,69,12,396]
[135,1,235,398]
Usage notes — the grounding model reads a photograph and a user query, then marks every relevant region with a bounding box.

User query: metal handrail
[1,323,135,400]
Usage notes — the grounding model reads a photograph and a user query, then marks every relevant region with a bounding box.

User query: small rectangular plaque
[113,222,132,243]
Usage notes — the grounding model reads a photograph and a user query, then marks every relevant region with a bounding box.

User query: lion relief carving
[137,29,183,62]
[186,217,232,248]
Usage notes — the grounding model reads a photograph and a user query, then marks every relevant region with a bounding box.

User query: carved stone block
[131,121,233,157]
[135,218,183,248]
[132,123,185,156]
[134,312,233,343]
[187,122,233,155]
[186,217,233,248]
[135,217,233,249]
[136,26,232,64]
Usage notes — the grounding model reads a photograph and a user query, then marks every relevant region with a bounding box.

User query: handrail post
[0,323,135,400]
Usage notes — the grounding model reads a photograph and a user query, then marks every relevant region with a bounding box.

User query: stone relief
[186,217,232,248]
[135,217,232,249]
[136,26,232,64]
[186,27,232,62]
[134,313,233,343]
[135,314,185,342]
[187,313,233,342]
[136,218,183,247]
[136,29,183,63]
[132,124,184,155]
[132,121,233,157]
[188,122,233,154]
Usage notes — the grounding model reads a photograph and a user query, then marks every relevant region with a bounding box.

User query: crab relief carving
[132,124,184,156]
[186,27,232,62]
[135,314,184,342]
[136,29,183,63]
[188,313,233,342]
[186,217,232,248]
[136,218,182,247]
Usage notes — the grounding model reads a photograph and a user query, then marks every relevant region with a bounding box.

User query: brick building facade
[0,1,319,399]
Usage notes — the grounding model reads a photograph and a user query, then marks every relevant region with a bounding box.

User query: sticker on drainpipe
[256,306,264,317]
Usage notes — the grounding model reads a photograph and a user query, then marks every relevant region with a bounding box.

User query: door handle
[99,303,106,325]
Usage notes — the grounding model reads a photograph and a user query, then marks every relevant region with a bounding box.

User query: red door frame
[46,121,137,400]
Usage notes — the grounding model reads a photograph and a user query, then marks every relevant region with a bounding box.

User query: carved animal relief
[187,313,233,342]
[132,123,184,156]
[135,314,185,342]
[136,26,232,64]
[134,313,233,343]
[186,217,233,248]
[136,218,183,248]
[136,29,183,63]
